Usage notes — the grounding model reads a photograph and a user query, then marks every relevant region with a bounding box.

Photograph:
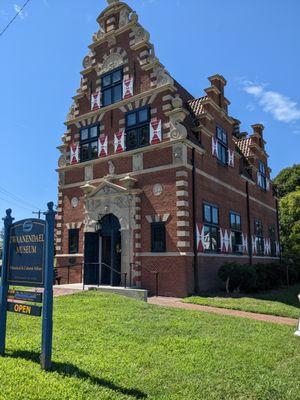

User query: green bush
[218,262,297,293]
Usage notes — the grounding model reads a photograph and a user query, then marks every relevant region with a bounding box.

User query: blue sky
[0,0,299,222]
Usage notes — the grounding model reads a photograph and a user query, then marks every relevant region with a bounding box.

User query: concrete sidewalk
[148,296,298,326]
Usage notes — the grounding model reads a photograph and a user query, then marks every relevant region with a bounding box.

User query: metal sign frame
[0,202,56,371]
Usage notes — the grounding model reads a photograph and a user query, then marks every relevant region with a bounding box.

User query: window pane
[113,84,122,103]
[152,223,166,252]
[127,112,136,127]
[212,207,218,225]
[90,126,98,138]
[236,215,241,230]
[211,227,219,251]
[102,75,111,87]
[203,225,211,250]
[139,108,148,123]
[230,213,235,228]
[81,143,89,161]
[126,130,138,150]
[103,89,112,106]
[69,229,79,254]
[204,205,211,223]
[140,126,149,147]
[218,144,227,164]
[81,129,88,141]
[90,141,98,159]
[112,70,122,83]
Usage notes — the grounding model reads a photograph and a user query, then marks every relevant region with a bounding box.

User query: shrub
[218,261,299,293]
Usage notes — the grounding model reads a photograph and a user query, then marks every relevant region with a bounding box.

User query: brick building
[56,0,280,297]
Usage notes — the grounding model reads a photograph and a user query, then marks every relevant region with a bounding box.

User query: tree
[273,164,300,198]
[279,189,300,262]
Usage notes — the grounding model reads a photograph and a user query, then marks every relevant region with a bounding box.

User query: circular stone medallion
[153,183,163,197]
[71,197,79,208]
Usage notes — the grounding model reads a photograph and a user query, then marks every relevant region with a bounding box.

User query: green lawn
[183,284,300,319]
[0,291,299,400]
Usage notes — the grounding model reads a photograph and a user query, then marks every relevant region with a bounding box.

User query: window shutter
[114,130,125,153]
[252,235,257,255]
[275,241,280,257]
[220,229,231,253]
[70,143,79,164]
[123,77,133,99]
[242,233,248,254]
[150,118,162,144]
[91,90,101,111]
[266,178,270,191]
[98,134,108,158]
[196,223,205,252]
[257,171,261,186]
[212,137,218,157]
[228,149,235,167]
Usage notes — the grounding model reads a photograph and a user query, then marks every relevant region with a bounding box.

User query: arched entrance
[84,214,121,286]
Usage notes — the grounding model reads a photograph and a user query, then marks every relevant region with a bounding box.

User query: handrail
[84,261,127,288]
[130,262,159,296]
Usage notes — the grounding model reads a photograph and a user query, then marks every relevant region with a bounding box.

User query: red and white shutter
[196,223,205,252]
[114,130,125,154]
[150,118,162,145]
[212,137,218,157]
[123,77,133,99]
[91,90,101,111]
[257,172,261,186]
[98,134,108,158]
[220,229,232,253]
[264,238,271,256]
[228,149,235,168]
[252,235,257,256]
[70,143,79,164]
[275,241,280,257]
[242,233,248,254]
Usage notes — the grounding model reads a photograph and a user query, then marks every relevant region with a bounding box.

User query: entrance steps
[88,285,148,301]
[54,283,148,302]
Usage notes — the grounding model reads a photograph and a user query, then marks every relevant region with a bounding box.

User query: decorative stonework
[58,155,67,168]
[66,103,76,122]
[153,66,174,87]
[167,100,189,140]
[152,183,163,196]
[101,53,124,74]
[85,165,93,181]
[132,153,143,171]
[119,7,130,27]
[173,143,187,165]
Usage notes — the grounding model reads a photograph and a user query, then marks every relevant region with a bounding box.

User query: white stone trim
[55,254,83,257]
[136,252,194,257]
[177,211,189,217]
[176,170,188,178]
[177,200,189,207]
[177,231,190,237]
[176,190,188,197]
[177,241,190,248]
[177,221,189,227]
[176,180,188,188]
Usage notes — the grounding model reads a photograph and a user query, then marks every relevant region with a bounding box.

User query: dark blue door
[84,232,99,285]
[100,214,121,286]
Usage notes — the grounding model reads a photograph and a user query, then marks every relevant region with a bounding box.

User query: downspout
[192,147,199,293]
[275,197,282,264]
[246,181,252,264]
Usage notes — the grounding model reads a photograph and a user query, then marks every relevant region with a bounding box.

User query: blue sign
[7,219,45,287]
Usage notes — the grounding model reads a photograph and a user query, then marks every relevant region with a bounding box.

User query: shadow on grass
[7,350,147,399]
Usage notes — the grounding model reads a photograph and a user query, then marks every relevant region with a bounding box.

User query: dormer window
[80,124,99,162]
[216,126,228,165]
[101,68,123,107]
[125,107,150,151]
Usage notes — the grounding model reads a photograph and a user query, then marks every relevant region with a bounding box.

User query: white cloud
[14,4,28,19]
[242,80,300,123]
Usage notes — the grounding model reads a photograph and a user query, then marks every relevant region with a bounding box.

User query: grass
[0,291,299,400]
[183,284,300,319]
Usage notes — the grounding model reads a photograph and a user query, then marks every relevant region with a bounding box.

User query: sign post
[41,202,55,370]
[0,202,56,370]
[0,209,14,355]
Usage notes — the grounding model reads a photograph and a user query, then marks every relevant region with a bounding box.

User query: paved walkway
[148,296,298,326]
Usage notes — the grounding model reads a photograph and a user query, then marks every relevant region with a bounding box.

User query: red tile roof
[233,137,253,158]
[188,96,208,117]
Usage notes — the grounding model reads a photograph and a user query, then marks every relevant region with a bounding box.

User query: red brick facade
[56,0,280,297]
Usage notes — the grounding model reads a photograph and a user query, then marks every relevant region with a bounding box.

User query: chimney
[205,74,229,112]
[251,124,265,149]
[208,74,227,95]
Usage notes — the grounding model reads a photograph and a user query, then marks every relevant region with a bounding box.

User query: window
[230,212,242,252]
[258,161,267,190]
[254,219,264,256]
[125,107,150,151]
[151,222,166,252]
[203,203,219,251]
[101,68,123,107]
[68,229,79,254]
[269,225,276,257]
[216,125,228,165]
[80,125,99,162]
